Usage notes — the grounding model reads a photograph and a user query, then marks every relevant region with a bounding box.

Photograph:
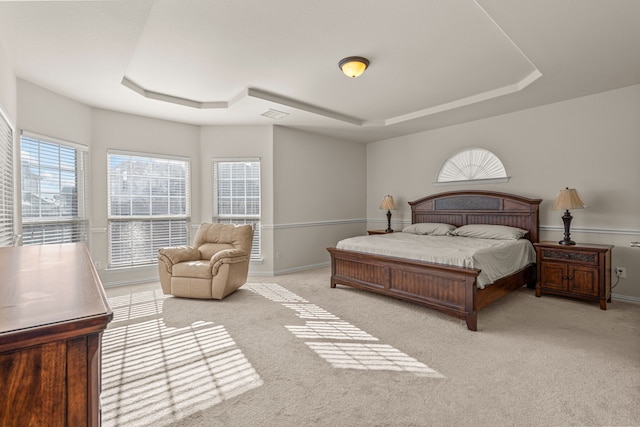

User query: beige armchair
[157,223,254,299]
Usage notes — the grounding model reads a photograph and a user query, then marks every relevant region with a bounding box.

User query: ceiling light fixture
[338,56,370,78]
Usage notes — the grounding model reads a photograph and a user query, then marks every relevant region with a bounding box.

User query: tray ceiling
[0,0,638,143]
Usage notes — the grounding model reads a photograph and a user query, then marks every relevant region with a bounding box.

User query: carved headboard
[409,190,542,243]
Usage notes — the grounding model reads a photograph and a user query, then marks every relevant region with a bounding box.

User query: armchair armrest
[209,248,250,276]
[158,246,201,273]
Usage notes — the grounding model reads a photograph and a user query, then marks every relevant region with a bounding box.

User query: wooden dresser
[0,243,113,427]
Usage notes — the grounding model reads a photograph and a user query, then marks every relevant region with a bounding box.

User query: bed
[327,190,542,331]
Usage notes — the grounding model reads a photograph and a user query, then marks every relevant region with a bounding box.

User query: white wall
[16,80,92,253]
[17,80,92,146]
[199,125,274,274]
[199,125,367,275]
[273,126,366,274]
[16,82,202,286]
[367,84,640,299]
[13,76,638,297]
[0,42,16,123]
[91,108,201,286]
[11,80,365,282]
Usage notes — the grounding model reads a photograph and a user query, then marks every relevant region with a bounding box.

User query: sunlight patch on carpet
[108,289,167,322]
[102,292,262,427]
[306,342,445,378]
[244,282,308,303]
[282,303,339,319]
[286,321,378,341]
[248,282,445,378]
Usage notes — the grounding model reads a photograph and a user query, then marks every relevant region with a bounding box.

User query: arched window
[436,148,508,184]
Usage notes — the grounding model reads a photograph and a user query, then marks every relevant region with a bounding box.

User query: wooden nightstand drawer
[540,248,599,265]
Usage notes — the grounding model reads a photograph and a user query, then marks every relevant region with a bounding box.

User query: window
[20,133,89,246]
[436,148,508,184]
[0,110,13,247]
[108,151,190,268]
[212,159,261,260]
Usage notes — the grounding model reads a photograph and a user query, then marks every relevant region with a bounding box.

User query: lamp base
[559,210,576,246]
[385,210,393,233]
[558,239,576,246]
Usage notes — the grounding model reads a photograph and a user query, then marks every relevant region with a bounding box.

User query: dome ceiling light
[338,56,370,78]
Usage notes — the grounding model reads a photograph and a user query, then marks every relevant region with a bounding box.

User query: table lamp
[551,187,586,245]
[379,195,397,233]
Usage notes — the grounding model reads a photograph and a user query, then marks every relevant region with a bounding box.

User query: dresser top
[0,243,112,339]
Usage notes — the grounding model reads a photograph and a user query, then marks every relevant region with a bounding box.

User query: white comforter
[336,232,535,288]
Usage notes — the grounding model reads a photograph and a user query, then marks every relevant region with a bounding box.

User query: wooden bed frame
[327,190,542,331]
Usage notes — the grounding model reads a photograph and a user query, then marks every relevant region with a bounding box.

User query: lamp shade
[551,188,587,211]
[339,56,369,78]
[379,195,397,210]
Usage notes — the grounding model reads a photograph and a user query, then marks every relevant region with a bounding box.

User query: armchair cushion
[173,260,212,279]
[199,242,234,260]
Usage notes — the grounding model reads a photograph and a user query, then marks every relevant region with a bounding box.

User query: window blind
[0,110,14,247]
[20,133,89,246]
[108,151,190,268]
[212,159,261,259]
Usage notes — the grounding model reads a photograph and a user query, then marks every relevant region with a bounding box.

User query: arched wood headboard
[409,190,542,243]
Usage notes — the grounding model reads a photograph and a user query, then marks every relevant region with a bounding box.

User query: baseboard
[263,219,366,230]
[103,263,331,287]
[103,277,159,288]
[612,293,640,304]
[270,261,330,276]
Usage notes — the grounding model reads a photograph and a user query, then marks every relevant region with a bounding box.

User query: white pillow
[449,224,528,240]
[402,223,457,236]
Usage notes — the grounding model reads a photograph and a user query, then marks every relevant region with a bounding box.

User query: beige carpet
[102,267,640,427]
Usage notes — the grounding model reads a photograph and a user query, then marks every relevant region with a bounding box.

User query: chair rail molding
[263,219,367,230]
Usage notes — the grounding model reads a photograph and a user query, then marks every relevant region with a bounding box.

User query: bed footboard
[328,247,482,330]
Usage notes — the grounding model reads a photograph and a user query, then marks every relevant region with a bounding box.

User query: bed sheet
[336,232,535,288]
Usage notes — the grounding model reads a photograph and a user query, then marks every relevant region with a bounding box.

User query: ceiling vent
[261,109,289,120]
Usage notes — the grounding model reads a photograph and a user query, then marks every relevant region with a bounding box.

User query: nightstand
[534,241,613,309]
[367,230,393,235]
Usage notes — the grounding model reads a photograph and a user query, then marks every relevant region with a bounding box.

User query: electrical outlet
[615,267,626,278]
[94,261,102,270]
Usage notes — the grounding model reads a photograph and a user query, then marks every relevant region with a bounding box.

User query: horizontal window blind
[20,133,89,246]
[108,151,190,268]
[0,110,14,247]
[212,159,261,259]
[108,219,188,267]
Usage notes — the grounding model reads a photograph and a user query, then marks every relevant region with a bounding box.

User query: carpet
[102,267,640,426]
